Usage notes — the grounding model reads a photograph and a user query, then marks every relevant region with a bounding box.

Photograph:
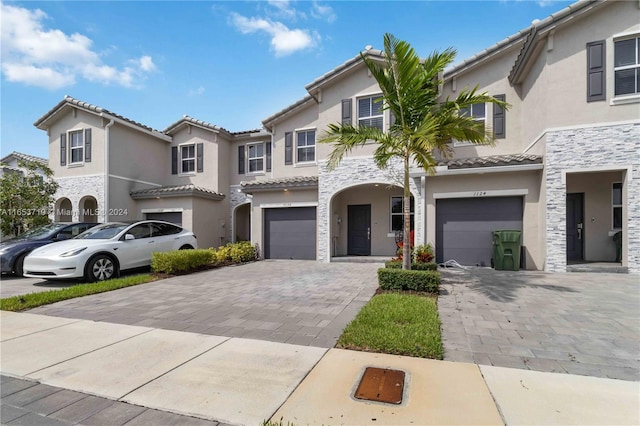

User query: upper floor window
[390,196,414,232]
[614,37,640,96]
[454,103,486,146]
[358,95,383,131]
[612,182,622,229]
[180,144,195,173]
[297,130,315,163]
[247,142,264,173]
[69,130,83,164]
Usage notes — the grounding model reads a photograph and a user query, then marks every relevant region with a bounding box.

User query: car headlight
[60,247,87,257]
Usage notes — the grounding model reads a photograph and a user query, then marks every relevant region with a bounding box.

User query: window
[614,37,640,96]
[613,182,622,229]
[247,143,264,173]
[69,130,83,164]
[390,196,414,232]
[127,224,152,239]
[181,144,195,173]
[151,222,182,236]
[358,95,383,130]
[454,103,485,146]
[296,130,315,163]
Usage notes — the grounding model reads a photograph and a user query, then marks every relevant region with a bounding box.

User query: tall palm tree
[320,33,508,270]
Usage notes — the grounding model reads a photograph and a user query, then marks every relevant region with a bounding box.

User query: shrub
[378,268,440,293]
[413,243,434,263]
[214,241,257,264]
[151,249,214,274]
[385,261,437,271]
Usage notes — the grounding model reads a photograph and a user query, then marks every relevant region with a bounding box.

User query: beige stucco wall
[331,184,405,257]
[108,177,143,222]
[166,126,223,191]
[424,170,543,270]
[191,197,228,249]
[108,125,168,185]
[229,134,274,186]
[248,188,318,257]
[566,171,622,261]
[47,109,106,177]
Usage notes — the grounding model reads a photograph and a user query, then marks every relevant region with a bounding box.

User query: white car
[23,221,197,282]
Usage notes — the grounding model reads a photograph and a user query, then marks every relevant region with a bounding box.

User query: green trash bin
[492,230,522,271]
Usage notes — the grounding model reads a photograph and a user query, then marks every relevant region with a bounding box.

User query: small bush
[378,268,440,293]
[214,241,257,264]
[413,243,434,263]
[385,261,437,271]
[151,249,214,274]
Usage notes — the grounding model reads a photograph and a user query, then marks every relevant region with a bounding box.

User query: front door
[348,204,371,256]
[566,193,584,261]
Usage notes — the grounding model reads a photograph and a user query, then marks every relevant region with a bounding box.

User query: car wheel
[179,245,194,250]
[14,254,26,277]
[86,255,118,282]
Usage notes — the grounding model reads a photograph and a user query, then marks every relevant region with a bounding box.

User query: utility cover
[354,367,405,404]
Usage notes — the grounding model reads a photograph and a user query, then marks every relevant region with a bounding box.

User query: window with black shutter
[238,145,245,174]
[493,95,506,139]
[60,133,67,166]
[284,132,293,165]
[587,40,606,102]
[84,129,92,162]
[171,146,178,175]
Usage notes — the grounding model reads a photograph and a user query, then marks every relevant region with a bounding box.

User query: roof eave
[130,190,225,201]
[240,182,318,194]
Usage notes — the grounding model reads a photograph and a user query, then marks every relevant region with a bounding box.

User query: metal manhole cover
[354,367,405,404]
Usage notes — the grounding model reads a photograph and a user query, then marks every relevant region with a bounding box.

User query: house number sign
[473,191,488,197]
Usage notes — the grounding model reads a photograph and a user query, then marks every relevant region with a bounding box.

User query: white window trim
[68,129,84,166]
[179,142,196,175]
[390,195,414,232]
[453,103,487,147]
[613,35,640,98]
[357,94,384,131]
[612,181,622,230]
[295,129,316,165]
[246,142,265,174]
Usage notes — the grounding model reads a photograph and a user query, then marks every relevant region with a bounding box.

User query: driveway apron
[29,260,380,348]
[438,267,640,381]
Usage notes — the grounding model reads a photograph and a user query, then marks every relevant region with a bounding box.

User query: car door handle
[148,240,155,244]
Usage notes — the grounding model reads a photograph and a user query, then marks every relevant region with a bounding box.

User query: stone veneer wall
[545,123,640,272]
[229,184,251,242]
[317,157,423,262]
[53,175,106,222]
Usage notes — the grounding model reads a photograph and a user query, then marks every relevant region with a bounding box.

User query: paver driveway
[30,260,380,348]
[439,267,640,381]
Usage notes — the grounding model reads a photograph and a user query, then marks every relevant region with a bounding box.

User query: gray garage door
[436,197,523,266]
[264,207,316,260]
[145,212,182,225]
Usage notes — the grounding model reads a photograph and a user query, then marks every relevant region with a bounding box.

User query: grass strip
[0,274,156,312]
[337,292,443,359]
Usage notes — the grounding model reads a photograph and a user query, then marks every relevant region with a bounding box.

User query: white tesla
[23,221,197,282]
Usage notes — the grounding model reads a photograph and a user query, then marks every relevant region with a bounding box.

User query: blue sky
[1,0,574,160]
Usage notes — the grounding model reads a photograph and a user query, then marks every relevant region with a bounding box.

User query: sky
[1,0,575,160]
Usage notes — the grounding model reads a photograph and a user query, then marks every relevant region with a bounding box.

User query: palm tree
[320,33,509,270]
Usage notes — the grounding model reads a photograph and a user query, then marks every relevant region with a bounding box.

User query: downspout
[104,119,115,222]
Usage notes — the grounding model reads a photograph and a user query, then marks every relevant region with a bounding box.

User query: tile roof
[240,176,319,192]
[130,184,225,200]
[0,151,48,166]
[163,115,230,135]
[438,154,543,170]
[262,95,316,128]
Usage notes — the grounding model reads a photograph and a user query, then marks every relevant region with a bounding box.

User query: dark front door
[348,204,371,256]
[566,193,584,261]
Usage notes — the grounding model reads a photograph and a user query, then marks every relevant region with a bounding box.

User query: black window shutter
[60,133,66,166]
[341,99,352,124]
[284,132,293,165]
[266,142,272,172]
[171,146,178,175]
[238,145,245,174]
[196,143,203,173]
[587,40,606,102]
[84,128,92,162]
[493,94,506,139]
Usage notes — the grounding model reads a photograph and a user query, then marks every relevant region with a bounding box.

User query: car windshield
[75,223,128,240]
[14,223,67,240]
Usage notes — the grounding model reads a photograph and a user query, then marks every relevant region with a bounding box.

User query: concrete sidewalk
[2,311,638,425]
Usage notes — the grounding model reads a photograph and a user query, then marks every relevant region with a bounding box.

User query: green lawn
[337,292,443,359]
[0,274,156,312]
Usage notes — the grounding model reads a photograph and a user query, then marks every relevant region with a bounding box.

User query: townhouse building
[34,0,639,272]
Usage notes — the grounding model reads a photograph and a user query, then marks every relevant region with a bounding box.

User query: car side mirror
[124,234,135,241]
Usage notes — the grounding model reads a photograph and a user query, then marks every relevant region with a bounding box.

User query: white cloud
[230,13,318,57]
[188,86,205,96]
[311,1,336,23]
[0,2,156,90]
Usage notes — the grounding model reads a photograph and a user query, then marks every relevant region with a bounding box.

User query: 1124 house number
[473,191,488,197]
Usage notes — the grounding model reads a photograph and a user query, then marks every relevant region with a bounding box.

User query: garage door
[264,207,316,260]
[436,197,523,266]
[145,212,182,225]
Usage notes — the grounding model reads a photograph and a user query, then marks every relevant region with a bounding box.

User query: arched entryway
[233,203,251,242]
[55,198,73,222]
[79,196,99,222]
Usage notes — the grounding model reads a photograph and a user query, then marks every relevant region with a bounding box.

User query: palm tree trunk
[403,155,411,270]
